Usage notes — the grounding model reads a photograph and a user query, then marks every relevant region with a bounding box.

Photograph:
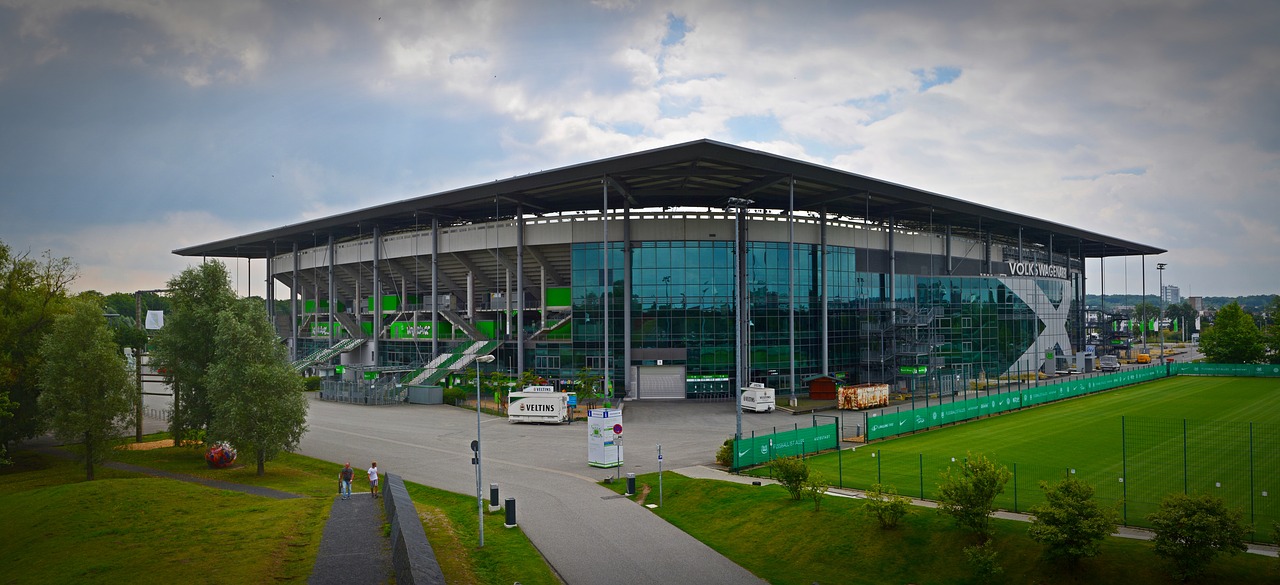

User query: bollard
[625,473,636,496]
[489,483,500,512]
[504,497,517,528]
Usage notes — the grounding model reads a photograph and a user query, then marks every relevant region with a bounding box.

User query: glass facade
[563,241,1081,399]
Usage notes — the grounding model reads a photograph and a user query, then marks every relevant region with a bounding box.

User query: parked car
[1135,353,1151,364]
[1098,355,1120,372]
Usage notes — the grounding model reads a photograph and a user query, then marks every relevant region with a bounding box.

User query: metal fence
[319,379,408,405]
[1122,416,1279,542]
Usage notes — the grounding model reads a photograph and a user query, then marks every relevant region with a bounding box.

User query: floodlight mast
[1157,263,1167,366]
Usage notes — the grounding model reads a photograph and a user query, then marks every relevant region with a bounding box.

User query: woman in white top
[368,461,379,499]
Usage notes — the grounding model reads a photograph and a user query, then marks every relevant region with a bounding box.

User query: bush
[442,385,468,405]
[803,473,828,511]
[715,438,734,468]
[864,483,911,529]
[937,452,1011,540]
[963,542,1003,580]
[1147,492,1249,581]
[1027,477,1117,566]
[773,456,809,500]
[302,376,322,392]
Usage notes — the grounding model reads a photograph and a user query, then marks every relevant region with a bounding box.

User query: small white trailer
[508,385,572,424]
[741,383,776,413]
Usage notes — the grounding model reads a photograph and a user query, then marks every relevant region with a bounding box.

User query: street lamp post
[474,353,496,547]
[1157,263,1167,362]
[725,197,754,464]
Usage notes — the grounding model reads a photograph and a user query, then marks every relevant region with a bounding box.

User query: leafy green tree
[1200,301,1265,364]
[1027,476,1118,567]
[572,368,603,409]
[0,391,15,465]
[1131,301,1160,342]
[151,262,237,444]
[937,452,1011,539]
[206,298,308,476]
[1147,492,1249,582]
[863,483,912,529]
[1164,300,1198,342]
[1263,295,1280,364]
[0,241,77,453]
[37,297,135,480]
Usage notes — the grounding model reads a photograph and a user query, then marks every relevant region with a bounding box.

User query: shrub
[963,542,1003,580]
[804,473,828,511]
[863,483,911,529]
[937,452,1011,540]
[1027,476,1117,566]
[302,376,322,392]
[773,456,809,500]
[442,385,468,405]
[1147,492,1249,581]
[715,438,734,467]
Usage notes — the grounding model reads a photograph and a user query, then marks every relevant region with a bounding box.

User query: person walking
[367,461,380,499]
[339,462,354,500]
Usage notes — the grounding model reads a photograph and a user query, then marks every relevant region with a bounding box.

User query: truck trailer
[507,385,572,424]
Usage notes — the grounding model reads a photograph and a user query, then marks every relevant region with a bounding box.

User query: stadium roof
[175,139,1164,260]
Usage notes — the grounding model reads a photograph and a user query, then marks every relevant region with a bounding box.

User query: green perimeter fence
[865,362,1280,441]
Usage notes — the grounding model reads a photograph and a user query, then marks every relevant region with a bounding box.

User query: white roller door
[636,365,686,399]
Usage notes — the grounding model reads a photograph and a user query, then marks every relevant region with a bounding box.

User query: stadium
[175,139,1163,401]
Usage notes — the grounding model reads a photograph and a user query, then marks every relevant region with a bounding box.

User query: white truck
[507,385,572,424]
[741,383,776,413]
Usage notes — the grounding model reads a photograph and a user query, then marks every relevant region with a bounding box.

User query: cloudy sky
[2,0,1277,299]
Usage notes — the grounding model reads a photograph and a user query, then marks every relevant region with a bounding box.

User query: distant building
[1188,296,1203,312]
[1161,285,1181,306]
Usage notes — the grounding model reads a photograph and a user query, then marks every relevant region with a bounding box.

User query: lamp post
[1157,263,1167,362]
[474,353,496,547]
[725,196,754,462]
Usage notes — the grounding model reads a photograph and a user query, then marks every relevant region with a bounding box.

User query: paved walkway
[309,493,393,585]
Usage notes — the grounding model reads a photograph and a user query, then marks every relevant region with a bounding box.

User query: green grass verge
[1,434,556,584]
[609,472,1279,585]
[755,376,1280,540]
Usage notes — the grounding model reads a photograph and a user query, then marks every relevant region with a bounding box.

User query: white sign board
[587,408,623,468]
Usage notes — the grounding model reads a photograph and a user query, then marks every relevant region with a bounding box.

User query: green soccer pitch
[798,376,1280,540]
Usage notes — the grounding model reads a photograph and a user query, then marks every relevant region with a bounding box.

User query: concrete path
[309,493,394,585]
[295,397,770,585]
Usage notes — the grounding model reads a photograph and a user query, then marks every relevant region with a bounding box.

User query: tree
[1263,295,1280,364]
[572,368,603,409]
[863,483,912,529]
[206,298,308,476]
[1027,476,1118,567]
[1132,301,1160,342]
[151,261,237,444]
[937,452,1011,539]
[1147,492,1249,582]
[0,241,77,454]
[1199,301,1265,364]
[0,391,15,465]
[36,297,135,480]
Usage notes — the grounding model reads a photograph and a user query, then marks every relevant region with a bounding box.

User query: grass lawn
[610,472,1280,585]
[0,435,557,584]
[757,376,1280,540]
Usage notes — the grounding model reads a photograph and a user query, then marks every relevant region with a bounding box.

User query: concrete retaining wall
[382,472,445,585]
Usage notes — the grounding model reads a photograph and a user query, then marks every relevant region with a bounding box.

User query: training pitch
[801,376,1280,541]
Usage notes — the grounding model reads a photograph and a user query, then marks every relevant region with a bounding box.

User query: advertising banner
[734,423,838,468]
